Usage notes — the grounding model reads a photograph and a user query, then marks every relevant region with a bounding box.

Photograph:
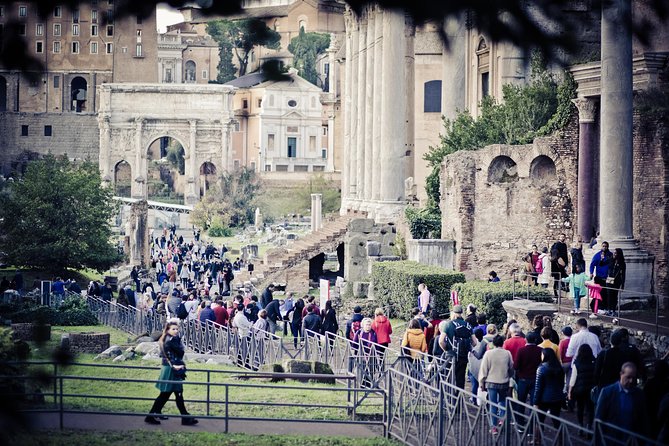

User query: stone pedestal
[129,200,149,268]
[254,207,263,231]
[502,299,558,333]
[407,239,456,270]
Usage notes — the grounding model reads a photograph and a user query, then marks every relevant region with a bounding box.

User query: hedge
[2,296,98,327]
[450,281,553,327]
[371,261,465,320]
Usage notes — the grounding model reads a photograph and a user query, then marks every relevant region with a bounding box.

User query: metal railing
[4,360,385,433]
[86,295,166,336]
[510,272,669,336]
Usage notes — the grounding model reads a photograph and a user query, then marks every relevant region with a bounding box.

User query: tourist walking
[562,264,588,314]
[321,300,339,337]
[291,297,305,348]
[568,344,596,434]
[478,334,514,434]
[537,247,551,288]
[145,321,197,425]
[604,248,626,316]
[401,319,427,359]
[439,304,475,388]
[371,307,393,348]
[533,348,565,428]
[513,332,542,417]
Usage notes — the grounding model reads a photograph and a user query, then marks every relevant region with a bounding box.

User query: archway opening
[199,162,217,197]
[71,76,87,112]
[488,155,518,183]
[185,60,196,83]
[147,136,185,204]
[114,161,132,197]
[530,155,557,184]
[0,75,7,112]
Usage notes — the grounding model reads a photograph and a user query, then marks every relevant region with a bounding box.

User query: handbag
[160,342,187,380]
[606,277,615,285]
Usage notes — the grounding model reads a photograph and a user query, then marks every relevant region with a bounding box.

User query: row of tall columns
[341,6,409,219]
[573,97,598,243]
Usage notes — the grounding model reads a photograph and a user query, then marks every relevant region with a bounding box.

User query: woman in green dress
[145,321,198,425]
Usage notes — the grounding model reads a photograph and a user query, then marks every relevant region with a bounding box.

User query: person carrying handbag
[145,321,198,425]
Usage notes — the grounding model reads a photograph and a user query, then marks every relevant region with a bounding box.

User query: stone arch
[114,160,132,197]
[199,161,218,197]
[71,76,87,112]
[487,155,518,183]
[529,155,557,184]
[185,60,196,83]
[0,75,7,111]
[146,135,187,203]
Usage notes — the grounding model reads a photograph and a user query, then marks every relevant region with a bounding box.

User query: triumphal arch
[97,83,236,205]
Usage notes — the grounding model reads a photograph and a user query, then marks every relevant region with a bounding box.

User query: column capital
[572,97,597,123]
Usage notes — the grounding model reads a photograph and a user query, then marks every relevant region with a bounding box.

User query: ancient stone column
[311,193,323,231]
[573,97,598,242]
[222,119,233,173]
[441,15,466,120]
[379,10,407,216]
[186,120,198,205]
[129,200,149,268]
[341,11,353,213]
[599,0,633,246]
[348,19,359,199]
[363,11,375,204]
[327,113,335,172]
[98,113,112,186]
[371,8,383,202]
[132,117,145,200]
[355,16,367,204]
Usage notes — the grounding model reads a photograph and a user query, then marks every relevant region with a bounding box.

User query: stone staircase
[234,215,352,291]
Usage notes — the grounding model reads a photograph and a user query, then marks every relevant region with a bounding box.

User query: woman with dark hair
[145,321,197,425]
[568,344,596,433]
[321,300,339,337]
[291,297,305,348]
[604,248,626,316]
[533,348,565,427]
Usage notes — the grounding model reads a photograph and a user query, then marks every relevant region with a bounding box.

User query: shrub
[371,261,465,320]
[405,207,441,239]
[451,281,553,327]
[208,222,233,237]
[7,302,97,326]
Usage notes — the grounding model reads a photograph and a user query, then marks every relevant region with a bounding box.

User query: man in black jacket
[260,284,275,309]
[302,306,322,336]
[264,299,282,334]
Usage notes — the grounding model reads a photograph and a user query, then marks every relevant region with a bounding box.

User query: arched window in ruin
[487,155,519,183]
[0,75,7,112]
[147,136,186,203]
[530,155,557,184]
[114,160,132,197]
[70,76,87,112]
[199,162,217,197]
[185,60,196,83]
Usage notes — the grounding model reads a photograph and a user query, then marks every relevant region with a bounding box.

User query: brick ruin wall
[440,112,669,299]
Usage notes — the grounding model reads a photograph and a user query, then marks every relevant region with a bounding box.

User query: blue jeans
[487,385,509,427]
[468,370,479,397]
[573,287,581,310]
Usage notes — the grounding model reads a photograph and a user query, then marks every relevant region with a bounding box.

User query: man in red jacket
[503,323,526,364]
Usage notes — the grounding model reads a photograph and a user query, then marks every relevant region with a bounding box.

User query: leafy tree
[0,155,121,272]
[206,20,239,83]
[165,140,185,175]
[190,167,262,229]
[207,18,281,78]
[288,29,331,86]
[296,175,341,214]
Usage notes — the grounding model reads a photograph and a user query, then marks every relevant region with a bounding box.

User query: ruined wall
[441,116,579,280]
[633,116,669,299]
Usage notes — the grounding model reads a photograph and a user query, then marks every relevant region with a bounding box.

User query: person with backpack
[401,319,427,359]
[439,304,476,388]
[345,306,365,341]
[479,334,514,434]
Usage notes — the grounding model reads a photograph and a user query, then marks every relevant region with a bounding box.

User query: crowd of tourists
[519,234,626,318]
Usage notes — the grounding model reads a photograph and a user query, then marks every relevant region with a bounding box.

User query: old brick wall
[0,112,99,174]
[633,116,669,299]
[441,115,580,280]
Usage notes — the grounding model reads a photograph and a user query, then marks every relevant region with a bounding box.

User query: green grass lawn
[8,431,399,446]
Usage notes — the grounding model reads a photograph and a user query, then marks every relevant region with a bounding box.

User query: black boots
[144,415,161,425]
[182,416,198,426]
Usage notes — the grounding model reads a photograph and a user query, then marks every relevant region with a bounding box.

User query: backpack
[349,320,361,341]
[176,302,189,320]
[535,256,544,274]
[451,319,472,358]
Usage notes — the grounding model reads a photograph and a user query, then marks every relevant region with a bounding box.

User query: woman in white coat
[538,246,552,288]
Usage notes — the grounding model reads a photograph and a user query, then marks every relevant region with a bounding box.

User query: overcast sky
[156,3,184,33]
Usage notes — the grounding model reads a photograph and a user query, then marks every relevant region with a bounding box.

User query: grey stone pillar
[186,120,198,205]
[132,117,146,200]
[573,97,598,242]
[98,113,112,186]
[311,193,323,231]
[441,15,466,120]
[599,0,633,246]
[355,17,367,203]
[341,11,353,213]
[363,11,375,204]
[348,19,359,199]
[379,10,407,217]
[326,113,335,172]
[371,8,383,202]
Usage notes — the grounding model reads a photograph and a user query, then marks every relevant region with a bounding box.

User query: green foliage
[392,232,408,260]
[296,175,341,215]
[425,165,441,212]
[635,84,669,124]
[192,167,262,229]
[405,207,441,239]
[207,19,281,77]
[165,141,185,175]
[0,155,121,272]
[371,261,465,319]
[8,301,98,326]
[424,56,576,169]
[208,222,233,237]
[288,28,331,86]
[451,281,553,327]
[0,327,30,362]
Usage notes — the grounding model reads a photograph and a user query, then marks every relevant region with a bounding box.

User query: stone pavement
[30,412,383,437]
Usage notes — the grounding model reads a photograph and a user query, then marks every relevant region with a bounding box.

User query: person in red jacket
[503,323,527,364]
[371,307,392,348]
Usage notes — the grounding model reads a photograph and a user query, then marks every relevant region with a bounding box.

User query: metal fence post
[59,376,64,430]
[206,371,211,416]
[224,385,229,433]
[505,398,512,446]
[386,370,392,438]
[437,382,445,446]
